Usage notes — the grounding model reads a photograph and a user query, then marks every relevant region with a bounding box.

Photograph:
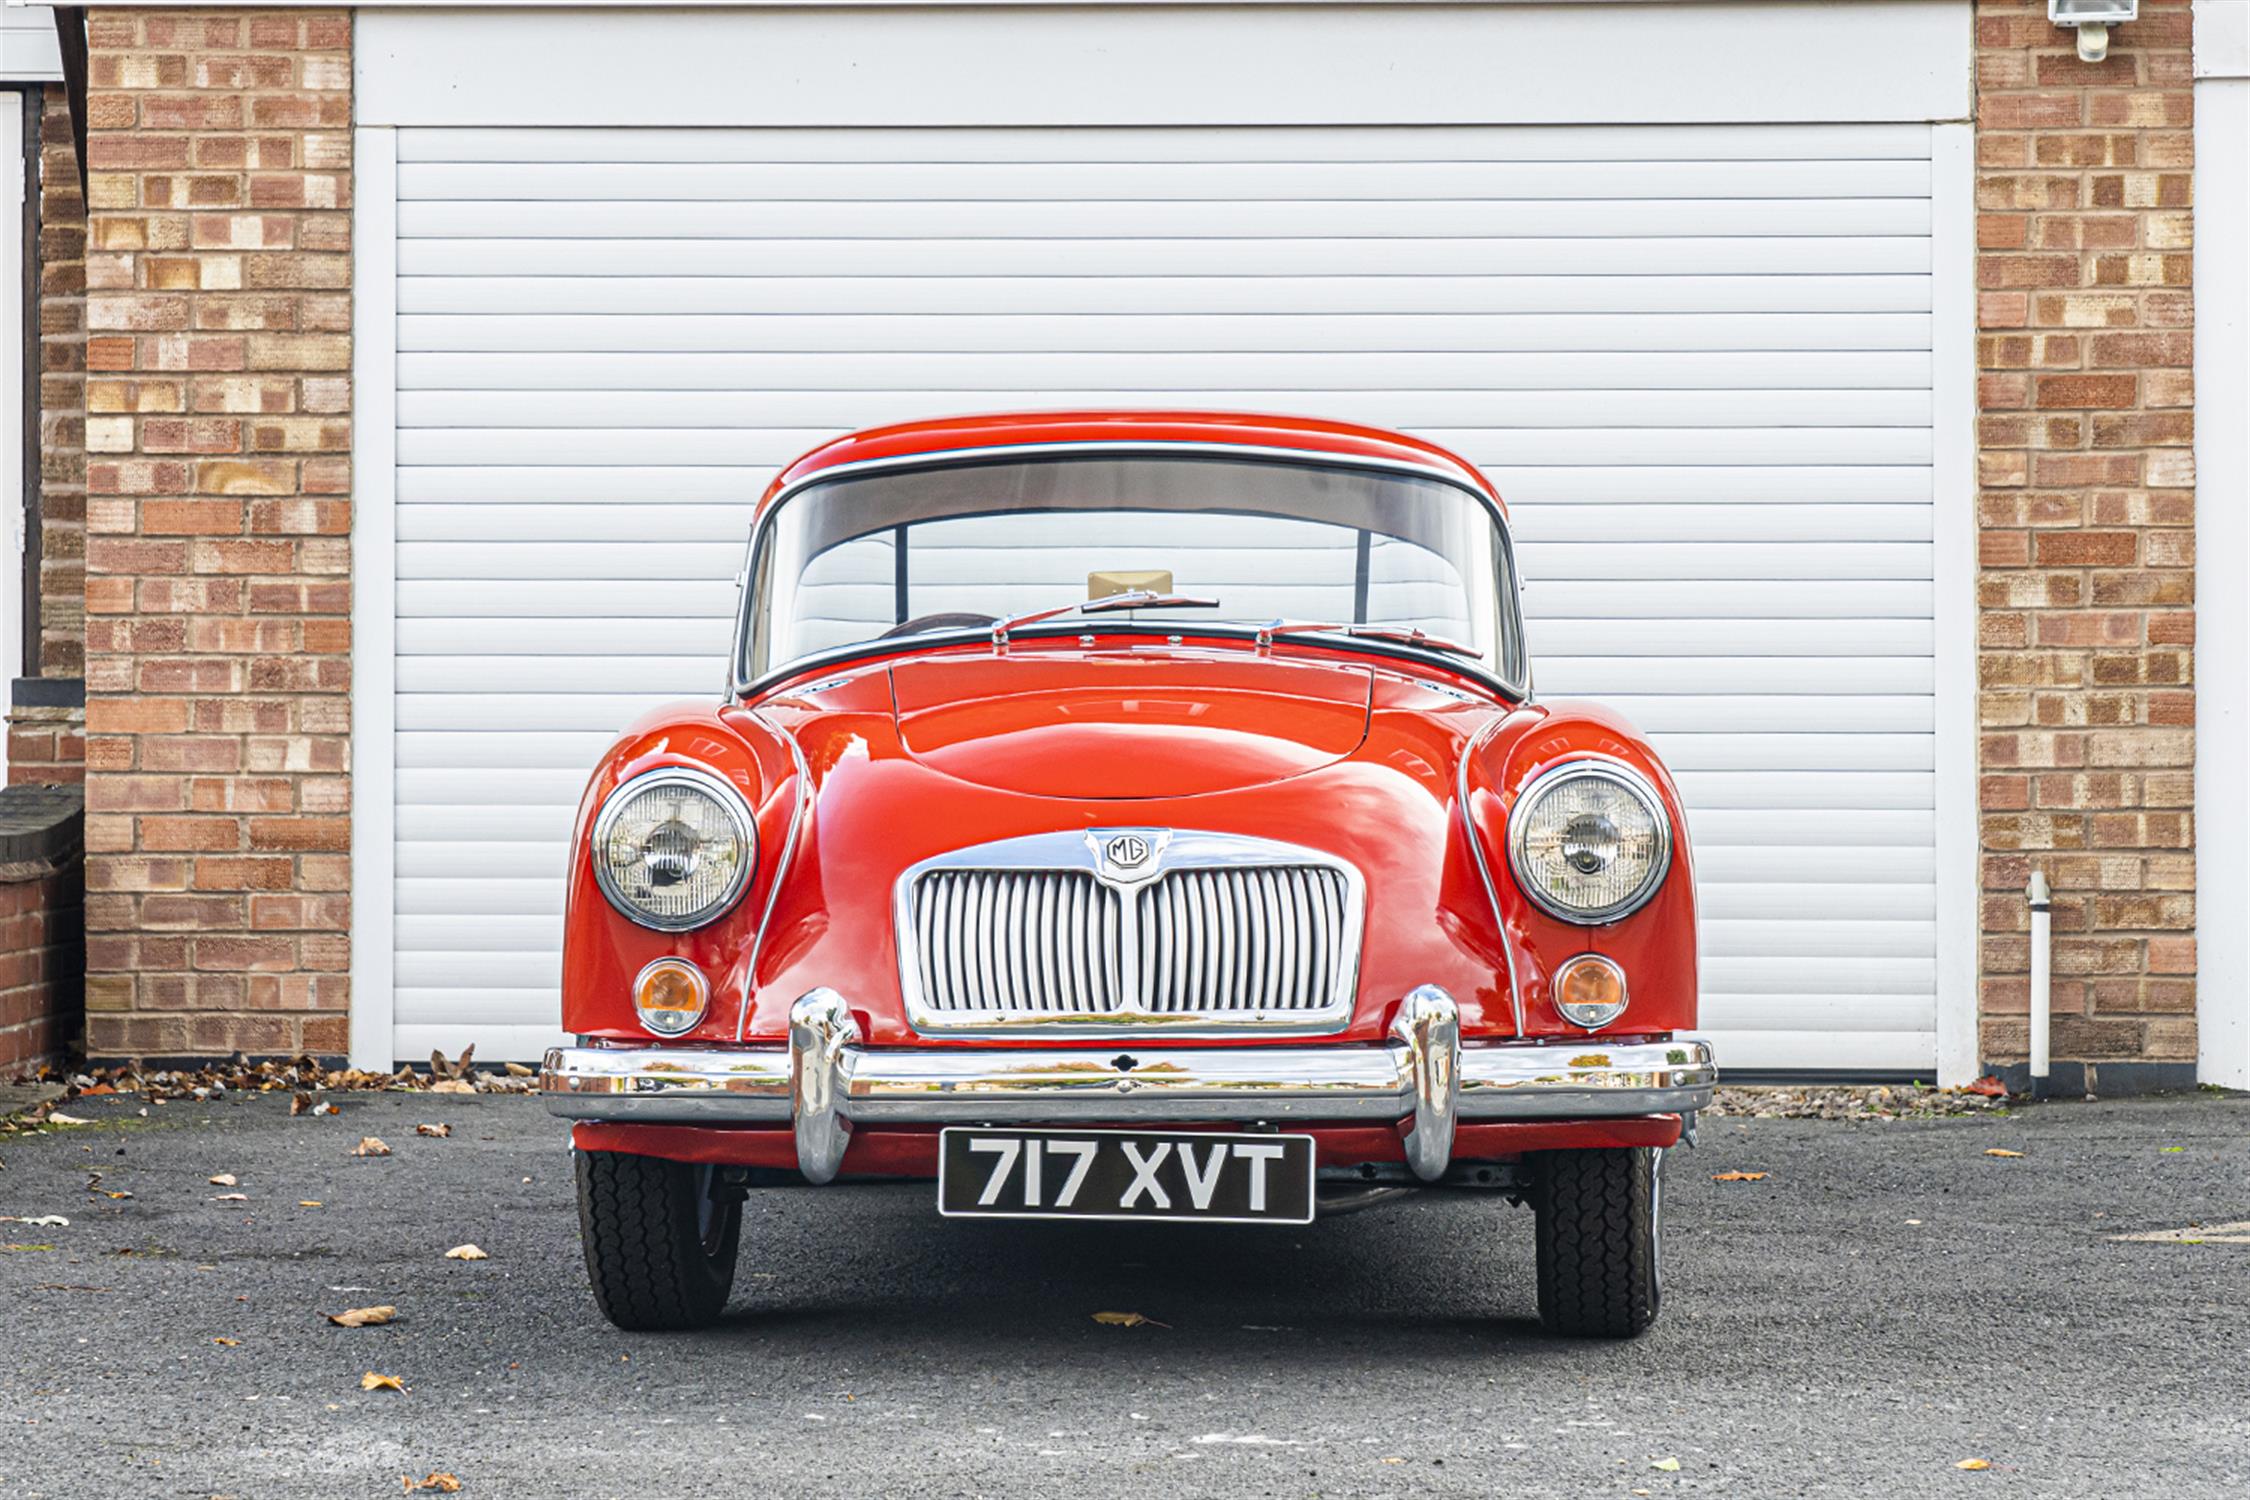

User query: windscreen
[745,452,1519,683]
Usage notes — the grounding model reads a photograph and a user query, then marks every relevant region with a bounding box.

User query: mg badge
[1103,833,1155,873]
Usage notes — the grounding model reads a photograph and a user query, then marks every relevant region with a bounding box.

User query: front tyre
[1532,1146,1663,1338]
[575,1150,740,1331]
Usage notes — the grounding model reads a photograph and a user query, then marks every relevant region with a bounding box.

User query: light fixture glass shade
[2049,0,2135,25]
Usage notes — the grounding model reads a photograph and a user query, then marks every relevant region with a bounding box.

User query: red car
[543,411,1714,1337]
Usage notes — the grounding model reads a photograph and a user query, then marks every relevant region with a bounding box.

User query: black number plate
[937,1128,1316,1225]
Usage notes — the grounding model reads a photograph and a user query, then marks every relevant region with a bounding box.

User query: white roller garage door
[367,121,1968,1073]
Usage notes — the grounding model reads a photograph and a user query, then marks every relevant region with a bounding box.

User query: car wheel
[575,1150,741,1331]
[1531,1146,1663,1338]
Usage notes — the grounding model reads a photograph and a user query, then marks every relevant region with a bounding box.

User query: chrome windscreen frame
[728,441,1533,703]
[892,827,1366,1038]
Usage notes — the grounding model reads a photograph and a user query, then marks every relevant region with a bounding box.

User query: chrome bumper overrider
[542,985,1717,1185]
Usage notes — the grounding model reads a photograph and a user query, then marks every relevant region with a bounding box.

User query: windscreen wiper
[991,590,1221,646]
[1255,620,1483,660]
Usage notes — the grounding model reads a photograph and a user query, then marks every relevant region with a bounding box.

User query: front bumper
[544,985,1717,1185]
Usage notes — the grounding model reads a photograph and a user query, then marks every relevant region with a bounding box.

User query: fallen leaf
[361,1371,405,1392]
[95,1190,132,1200]
[291,1093,312,1117]
[415,1124,452,1139]
[444,1244,488,1261]
[406,1474,462,1493]
[430,1080,475,1096]
[329,1305,397,1328]
[352,1137,393,1158]
[47,1112,92,1126]
[208,1173,237,1186]
[315,1102,340,1117]
[1710,1171,1768,1182]
[1650,1457,1682,1472]
[1956,1458,1991,1471]
[0,1215,68,1228]
[213,1337,240,1347]
[212,1193,248,1203]
[1092,1311,1169,1329]
[1963,1075,2007,1098]
[300,1200,324,1209]
[504,1062,535,1078]
[2161,1146,2185,1154]
[1984,1149,2024,1159]
[81,1083,117,1097]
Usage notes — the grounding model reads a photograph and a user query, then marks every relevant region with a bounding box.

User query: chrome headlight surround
[1506,759,1672,925]
[591,766,757,932]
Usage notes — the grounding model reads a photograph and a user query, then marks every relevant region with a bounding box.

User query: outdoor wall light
[2050,0,2136,63]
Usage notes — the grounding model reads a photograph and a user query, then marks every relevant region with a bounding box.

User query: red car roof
[759,410,1505,518]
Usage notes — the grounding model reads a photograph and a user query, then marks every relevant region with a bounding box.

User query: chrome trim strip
[542,1010,1718,1176]
[590,765,758,933]
[762,440,1505,520]
[1506,756,1675,926]
[892,828,1365,1037]
[733,709,813,1041]
[1455,714,1526,1036]
[788,989,859,1184]
[1391,985,1460,1183]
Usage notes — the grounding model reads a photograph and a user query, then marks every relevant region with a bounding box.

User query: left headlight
[1506,760,1671,924]
[591,766,757,931]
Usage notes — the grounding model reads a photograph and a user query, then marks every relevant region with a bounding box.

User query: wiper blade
[991,589,1220,645]
[1257,620,1483,660]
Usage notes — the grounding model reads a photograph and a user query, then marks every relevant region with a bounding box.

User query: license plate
[937,1128,1316,1225]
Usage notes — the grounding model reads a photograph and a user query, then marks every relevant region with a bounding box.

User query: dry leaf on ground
[290,1093,312,1117]
[208,1174,237,1186]
[352,1137,392,1157]
[1650,1458,1682,1472]
[1711,1171,1768,1182]
[46,1112,91,1126]
[213,1337,240,1346]
[405,1474,462,1493]
[444,1244,488,1261]
[1984,1149,2024,1159]
[329,1305,397,1328]
[299,1200,324,1208]
[1956,1459,1991,1471]
[1092,1311,1168,1329]
[361,1371,406,1393]
[415,1124,451,1138]
[430,1080,475,1095]
[504,1062,535,1078]
[212,1193,248,1203]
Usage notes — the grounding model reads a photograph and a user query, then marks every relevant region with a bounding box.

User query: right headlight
[1506,760,1671,924]
[592,766,757,931]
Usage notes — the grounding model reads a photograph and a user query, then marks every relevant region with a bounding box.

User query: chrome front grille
[1137,866,1353,1015]
[896,829,1364,1035]
[912,869,1126,1016]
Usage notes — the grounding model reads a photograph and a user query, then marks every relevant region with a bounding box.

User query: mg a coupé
[542,411,1716,1338]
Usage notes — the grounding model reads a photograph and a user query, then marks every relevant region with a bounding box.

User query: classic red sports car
[543,410,1714,1337]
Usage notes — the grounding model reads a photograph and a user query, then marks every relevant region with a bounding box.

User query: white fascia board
[2197,0,2250,78]
[2196,77,2250,1088]
[357,2,1974,128]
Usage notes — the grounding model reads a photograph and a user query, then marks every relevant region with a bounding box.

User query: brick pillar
[1975,0,2196,1072]
[82,10,353,1060]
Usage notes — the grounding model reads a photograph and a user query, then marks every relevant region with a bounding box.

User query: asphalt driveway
[0,1088,2244,1498]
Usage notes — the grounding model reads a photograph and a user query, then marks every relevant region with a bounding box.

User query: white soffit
[356,2,1975,128]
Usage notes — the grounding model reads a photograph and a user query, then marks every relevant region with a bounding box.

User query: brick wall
[0,866,85,1074]
[37,86,87,687]
[1975,0,2196,1071]
[81,9,353,1059]
[13,87,90,791]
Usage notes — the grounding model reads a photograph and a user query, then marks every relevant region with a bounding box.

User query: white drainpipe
[2027,870,2052,1085]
